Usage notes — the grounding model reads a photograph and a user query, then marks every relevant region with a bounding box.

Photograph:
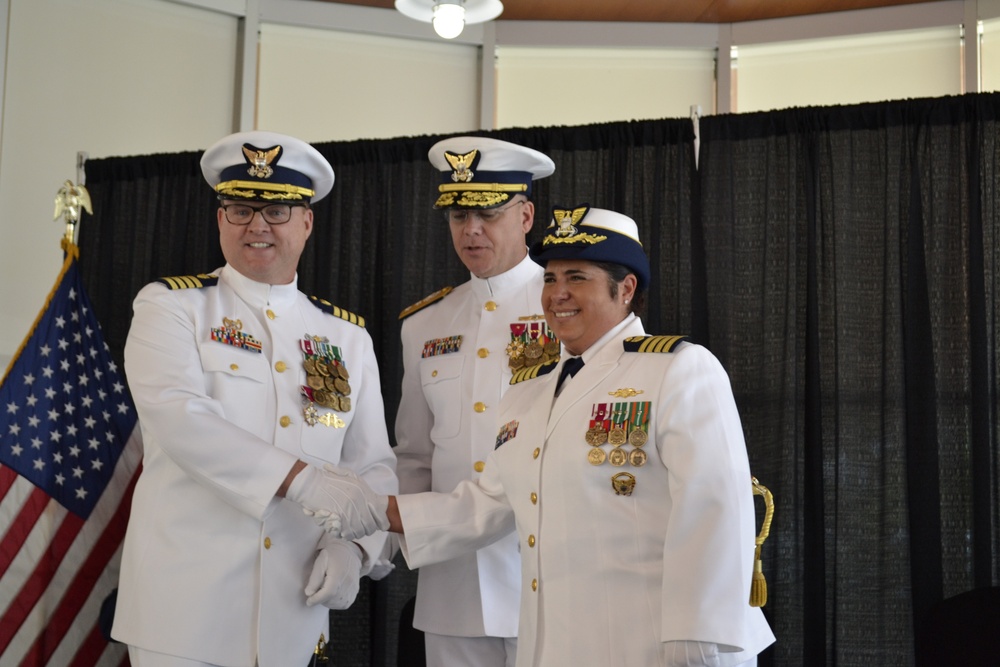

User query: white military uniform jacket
[394,253,545,638]
[397,315,775,666]
[113,264,397,667]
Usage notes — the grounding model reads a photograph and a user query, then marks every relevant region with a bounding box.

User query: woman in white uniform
[334,204,776,667]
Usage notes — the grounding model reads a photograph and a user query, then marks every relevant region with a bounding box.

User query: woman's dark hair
[592,260,646,315]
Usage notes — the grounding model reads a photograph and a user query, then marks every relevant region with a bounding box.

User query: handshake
[286,464,390,540]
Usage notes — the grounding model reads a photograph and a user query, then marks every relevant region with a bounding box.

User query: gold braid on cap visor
[215,180,315,201]
[435,182,528,209]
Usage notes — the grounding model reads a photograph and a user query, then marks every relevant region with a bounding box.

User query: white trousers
[423,632,517,667]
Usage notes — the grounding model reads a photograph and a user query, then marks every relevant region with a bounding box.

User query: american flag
[0,241,142,667]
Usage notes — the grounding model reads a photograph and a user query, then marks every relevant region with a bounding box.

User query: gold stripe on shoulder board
[309,296,366,328]
[156,274,219,290]
[622,335,688,353]
[510,359,559,385]
[399,286,454,320]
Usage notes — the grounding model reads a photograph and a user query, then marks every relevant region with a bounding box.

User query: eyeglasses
[221,203,307,225]
[447,199,525,225]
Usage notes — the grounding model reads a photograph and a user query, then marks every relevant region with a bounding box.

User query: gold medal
[585,427,608,447]
[608,447,627,467]
[307,375,326,390]
[509,355,525,370]
[324,376,338,391]
[326,394,342,411]
[588,448,606,466]
[608,427,627,446]
[628,429,648,447]
[303,359,318,375]
[339,396,351,412]
[316,360,331,377]
[336,363,350,381]
[544,341,560,356]
[525,342,543,359]
[334,378,351,395]
[629,448,647,467]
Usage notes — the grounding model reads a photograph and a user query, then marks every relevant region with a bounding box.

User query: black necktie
[555,357,584,393]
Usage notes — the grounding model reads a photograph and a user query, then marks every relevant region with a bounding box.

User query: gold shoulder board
[156,274,219,290]
[398,286,454,320]
[622,335,688,353]
[510,359,559,385]
[309,296,366,328]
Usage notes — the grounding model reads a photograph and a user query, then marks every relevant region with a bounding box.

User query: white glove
[286,464,390,541]
[363,535,398,581]
[305,536,362,609]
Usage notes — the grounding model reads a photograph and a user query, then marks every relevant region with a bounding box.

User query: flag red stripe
[26,467,140,667]
[0,466,16,500]
[66,622,110,667]
[0,508,84,652]
[0,485,52,580]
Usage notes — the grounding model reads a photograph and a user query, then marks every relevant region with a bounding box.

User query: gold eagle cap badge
[552,205,590,238]
[445,149,479,183]
[242,144,282,179]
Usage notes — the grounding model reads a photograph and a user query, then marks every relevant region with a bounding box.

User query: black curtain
[77,94,1000,666]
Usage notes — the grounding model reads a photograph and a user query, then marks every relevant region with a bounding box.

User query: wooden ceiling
[311,0,945,24]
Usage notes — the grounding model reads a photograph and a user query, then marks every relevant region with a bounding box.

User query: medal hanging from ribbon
[584,399,653,492]
[300,335,352,427]
[507,321,559,370]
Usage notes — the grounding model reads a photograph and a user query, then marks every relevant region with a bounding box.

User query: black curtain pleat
[76,94,1000,666]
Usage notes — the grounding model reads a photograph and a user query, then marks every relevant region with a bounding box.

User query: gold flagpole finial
[53,180,92,246]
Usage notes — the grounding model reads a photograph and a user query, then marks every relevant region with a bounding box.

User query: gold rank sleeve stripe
[622,335,688,353]
[157,274,219,290]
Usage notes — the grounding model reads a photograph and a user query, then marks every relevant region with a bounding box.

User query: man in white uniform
[394,136,555,667]
[113,131,396,667]
[327,205,777,666]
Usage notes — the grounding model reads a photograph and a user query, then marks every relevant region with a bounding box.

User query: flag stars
[117,401,130,415]
[10,443,23,456]
[75,486,88,500]
[78,374,90,387]
[66,424,79,437]
[6,402,17,414]
[55,472,65,485]
[113,381,124,394]
[65,402,77,415]
[82,396,93,409]
[50,430,62,443]
[84,415,96,429]
[33,457,45,470]
[72,466,84,478]
[68,444,81,457]
[48,408,59,421]
[23,372,35,385]
[76,353,85,365]
[26,395,38,407]
[55,315,66,328]
[91,459,104,472]
[8,423,21,436]
[53,451,64,464]
[58,338,69,351]
[39,344,51,357]
[28,415,40,428]
[31,437,42,449]
[42,366,54,379]
[44,387,56,400]
[89,437,100,450]
[60,359,70,371]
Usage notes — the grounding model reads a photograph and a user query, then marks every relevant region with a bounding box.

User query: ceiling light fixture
[395,0,504,40]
